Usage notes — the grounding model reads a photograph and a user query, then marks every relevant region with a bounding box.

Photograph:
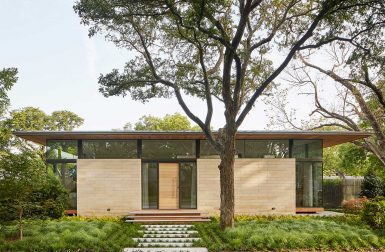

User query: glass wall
[292,140,323,158]
[82,140,137,159]
[48,162,77,209]
[46,140,78,159]
[200,140,219,158]
[142,162,158,209]
[200,140,245,158]
[293,140,323,207]
[296,162,323,207]
[244,140,289,158]
[179,162,197,209]
[142,140,195,159]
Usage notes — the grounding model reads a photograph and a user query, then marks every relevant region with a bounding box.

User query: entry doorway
[159,163,179,209]
[141,162,197,210]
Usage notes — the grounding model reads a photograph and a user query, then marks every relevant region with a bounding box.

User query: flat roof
[13,130,371,148]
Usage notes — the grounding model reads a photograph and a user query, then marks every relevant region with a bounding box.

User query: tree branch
[236,0,335,128]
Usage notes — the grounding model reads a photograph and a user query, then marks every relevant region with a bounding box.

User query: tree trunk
[218,131,236,229]
[18,206,23,240]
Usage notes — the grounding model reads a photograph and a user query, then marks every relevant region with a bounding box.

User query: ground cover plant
[0,217,140,251]
[194,215,385,251]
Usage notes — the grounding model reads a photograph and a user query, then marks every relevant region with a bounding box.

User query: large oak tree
[74,0,385,228]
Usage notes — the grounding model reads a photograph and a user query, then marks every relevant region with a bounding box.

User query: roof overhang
[13,130,371,148]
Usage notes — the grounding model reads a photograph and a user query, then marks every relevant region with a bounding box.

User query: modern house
[14,130,370,218]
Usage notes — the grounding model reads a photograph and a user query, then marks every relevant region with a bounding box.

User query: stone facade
[77,158,295,217]
[77,159,141,216]
[197,158,296,215]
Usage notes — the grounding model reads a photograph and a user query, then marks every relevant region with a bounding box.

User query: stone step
[140,230,198,234]
[143,233,192,238]
[127,215,209,218]
[145,228,189,231]
[124,247,208,252]
[134,238,200,243]
[142,225,194,228]
[137,242,193,247]
[126,219,210,223]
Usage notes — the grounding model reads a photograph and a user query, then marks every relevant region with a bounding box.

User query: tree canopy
[2,107,84,156]
[133,113,201,131]
[0,67,17,117]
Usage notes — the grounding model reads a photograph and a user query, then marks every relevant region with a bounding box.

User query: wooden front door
[159,163,179,209]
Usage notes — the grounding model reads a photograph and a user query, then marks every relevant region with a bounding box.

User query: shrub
[28,173,68,219]
[342,197,369,214]
[0,165,67,222]
[361,196,385,229]
[361,170,383,198]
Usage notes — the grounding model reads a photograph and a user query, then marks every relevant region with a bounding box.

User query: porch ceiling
[13,130,371,148]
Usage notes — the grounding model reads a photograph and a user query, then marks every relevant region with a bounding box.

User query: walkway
[123,224,208,252]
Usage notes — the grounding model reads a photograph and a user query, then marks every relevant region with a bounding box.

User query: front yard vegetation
[195,215,385,251]
[0,218,140,251]
[2,215,384,251]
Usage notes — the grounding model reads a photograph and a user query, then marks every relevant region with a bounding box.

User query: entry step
[133,238,200,243]
[126,219,210,223]
[137,242,193,247]
[140,230,198,234]
[143,233,192,238]
[124,248,208,252]
[142,225,194,228]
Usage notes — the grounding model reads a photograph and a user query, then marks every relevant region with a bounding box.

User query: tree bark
[218,130,236,229]
[18,206,23,240]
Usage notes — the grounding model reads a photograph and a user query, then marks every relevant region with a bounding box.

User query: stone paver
[124,224,207,252]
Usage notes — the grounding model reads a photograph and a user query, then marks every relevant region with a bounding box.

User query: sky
[0,0,309,131]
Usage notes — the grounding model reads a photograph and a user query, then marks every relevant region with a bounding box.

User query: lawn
[195,215,385,251]
[0,217,140,252]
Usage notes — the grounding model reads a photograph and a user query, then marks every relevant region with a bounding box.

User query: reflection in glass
[244,140,289,158]
[46,140,78,159]
[180,162,197,209]
[292,140,323,158]
[142,163,158,209]
[200,140,245,158]
[142,140,195,159]
[200,140,219,158]
[296,161,323,207]
[82,140,137,159]
[48,163,77,209]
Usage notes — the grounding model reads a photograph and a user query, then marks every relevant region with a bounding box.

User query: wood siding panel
[77,159,141,217]
[159,163,179,209]
[197,158,296,215]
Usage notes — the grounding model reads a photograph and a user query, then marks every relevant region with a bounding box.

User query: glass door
[142,162,158,209]
[179,162,197,209]
[296,161,323,207]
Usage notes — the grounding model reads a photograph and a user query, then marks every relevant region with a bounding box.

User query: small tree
[0,152,46,240]
[361,170,384,199]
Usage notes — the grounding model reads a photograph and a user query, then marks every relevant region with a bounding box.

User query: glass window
[200,140,244,158]
[244,140,289,158]
[46,140,78,159]
[142,163,158,209]
[48,162,77,209]
[200,140,219,158]
[82,140,137,159]
[236,140,245,158]
[296,161,323,207]
[142,140,195,159]
[179,162,197,209]
[292,140,323,158]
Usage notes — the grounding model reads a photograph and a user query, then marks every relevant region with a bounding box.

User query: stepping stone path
[123,224,208,252]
